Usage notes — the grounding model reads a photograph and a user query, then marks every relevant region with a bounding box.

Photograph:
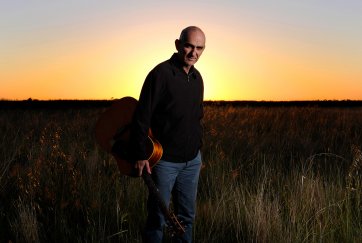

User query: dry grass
[1,105,362,242]
[10,198,40,243]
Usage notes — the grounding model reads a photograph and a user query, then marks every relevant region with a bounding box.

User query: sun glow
[1,1,362,101]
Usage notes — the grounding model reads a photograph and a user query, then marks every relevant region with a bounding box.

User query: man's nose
[191,48,197,56]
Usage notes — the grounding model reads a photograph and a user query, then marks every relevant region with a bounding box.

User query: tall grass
[1,105,361,242]
[197,105,362,242]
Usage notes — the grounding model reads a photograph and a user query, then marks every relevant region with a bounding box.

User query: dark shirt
[131,53,204,162]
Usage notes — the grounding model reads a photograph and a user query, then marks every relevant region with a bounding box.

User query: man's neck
[183,66,192,74]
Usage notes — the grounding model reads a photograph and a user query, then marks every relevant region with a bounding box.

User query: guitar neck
[142,171,185,235]
[142,172,173,219]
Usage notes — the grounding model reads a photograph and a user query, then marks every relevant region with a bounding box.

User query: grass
[1,104,361,242]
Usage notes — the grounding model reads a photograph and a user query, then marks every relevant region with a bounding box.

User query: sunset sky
[1,0,362,101]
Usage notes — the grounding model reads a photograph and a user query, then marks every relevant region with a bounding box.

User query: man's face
[176,30,205,69]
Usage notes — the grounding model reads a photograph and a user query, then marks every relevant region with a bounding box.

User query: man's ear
[175,39,180,51]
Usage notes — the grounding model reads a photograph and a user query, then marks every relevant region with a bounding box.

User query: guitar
[94,96,185,236]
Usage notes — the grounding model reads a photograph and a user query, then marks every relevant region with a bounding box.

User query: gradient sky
[1,0,362,101]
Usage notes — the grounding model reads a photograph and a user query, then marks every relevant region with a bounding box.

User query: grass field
[1,102,361,242]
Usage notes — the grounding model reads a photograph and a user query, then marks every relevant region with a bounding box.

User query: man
[130,26,206,243]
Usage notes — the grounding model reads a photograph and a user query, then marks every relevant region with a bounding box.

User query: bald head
[175,26,206,73]
[179,26,206,43]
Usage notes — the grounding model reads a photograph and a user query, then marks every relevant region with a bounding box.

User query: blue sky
[1,0,362,100]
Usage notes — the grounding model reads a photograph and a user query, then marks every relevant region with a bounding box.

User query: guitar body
[94,96,185,236]
[94,96,162,176]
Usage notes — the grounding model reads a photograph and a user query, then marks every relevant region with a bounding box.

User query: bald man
[130,26,206,242]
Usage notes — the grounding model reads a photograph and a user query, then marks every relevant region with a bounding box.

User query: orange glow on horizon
[1,2,362,101]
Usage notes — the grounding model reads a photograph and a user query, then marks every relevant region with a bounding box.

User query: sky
[1,0,362,101]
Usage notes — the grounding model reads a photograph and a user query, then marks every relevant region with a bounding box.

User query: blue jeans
[144,151,202,243]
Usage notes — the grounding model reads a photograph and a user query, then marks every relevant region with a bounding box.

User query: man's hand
[135,160,151,176]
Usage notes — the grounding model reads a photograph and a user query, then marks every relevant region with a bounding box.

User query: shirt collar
[170,53,195,75]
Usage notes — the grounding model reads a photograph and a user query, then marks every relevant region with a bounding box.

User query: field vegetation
[1,101,361,242]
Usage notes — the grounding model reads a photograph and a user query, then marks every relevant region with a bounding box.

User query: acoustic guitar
[94,96,185,236]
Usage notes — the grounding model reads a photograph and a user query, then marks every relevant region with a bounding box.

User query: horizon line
[1,98,362,102]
